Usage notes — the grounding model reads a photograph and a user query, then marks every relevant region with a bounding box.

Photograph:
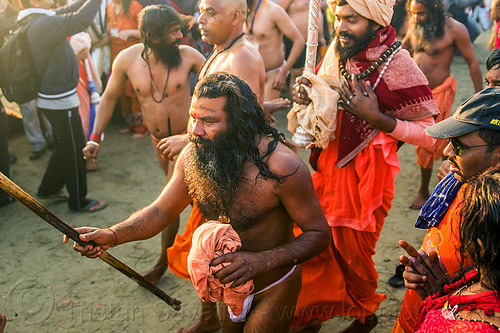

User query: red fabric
[107,1,143,62]
[393,186,471,333]
[187,220,254,315]
[294,27,437,326]
[416,75,457,169]
[415,268,500,332]
[335,26,437,167]
[77,61,91,138]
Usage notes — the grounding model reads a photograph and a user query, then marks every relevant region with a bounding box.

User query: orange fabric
[168,203,205,279]
[416,75,457,169]
[292,110,399,326]
[187,220,254,315]
[392,186,470,333]
[107,0,143,62]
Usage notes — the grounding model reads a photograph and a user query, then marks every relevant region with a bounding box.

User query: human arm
[116,29,140,41]
[387,116,437,148]
[65,151,193,257]
[50,0,102,38]
[186,46,206,76]
[212,152,331,287]
[91,34,110,52]
[82,50,128,161]
[398,240,451,300]
[157,133,190,160]
[272,5,305,90]
[452,20,483,92]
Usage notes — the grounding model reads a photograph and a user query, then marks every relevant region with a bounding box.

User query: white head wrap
[327,0,395,27]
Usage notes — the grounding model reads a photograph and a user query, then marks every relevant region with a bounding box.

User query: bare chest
[247,13,279,43]
[127,61,190,102]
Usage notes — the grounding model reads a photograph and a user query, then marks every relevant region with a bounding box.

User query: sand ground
[0,30,492,332]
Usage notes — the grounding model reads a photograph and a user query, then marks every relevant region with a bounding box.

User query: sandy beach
[0,30,492,332]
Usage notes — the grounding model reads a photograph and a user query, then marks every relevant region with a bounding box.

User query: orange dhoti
[392,187,469,333]
[167,203,206,279]
[292,111,400,326]
[416,75,457,169]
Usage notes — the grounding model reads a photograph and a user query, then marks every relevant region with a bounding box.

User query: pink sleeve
[387,116,436,148]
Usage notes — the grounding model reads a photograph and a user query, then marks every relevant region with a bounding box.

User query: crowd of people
[2,0,500,332]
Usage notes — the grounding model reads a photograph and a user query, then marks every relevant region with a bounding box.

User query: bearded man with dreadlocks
[70,72,331,333]
[403,0,483,210]
[82,4,205,283]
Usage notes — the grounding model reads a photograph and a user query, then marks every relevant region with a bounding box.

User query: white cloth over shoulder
[287,71,339,149]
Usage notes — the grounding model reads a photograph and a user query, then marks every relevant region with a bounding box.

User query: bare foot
[0,313,6,333]
[289,318,322,333]
[341,314,378,333]
[119,127,133,134]
[176,316,221,333]
[131,132,147,140]
[409,190,430,210]
[142,262,167,285]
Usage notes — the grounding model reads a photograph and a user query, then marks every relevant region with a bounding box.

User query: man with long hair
[393,87,500,332]
[68,72,331,333]
[403,0,483,210]
[82,5,205,284]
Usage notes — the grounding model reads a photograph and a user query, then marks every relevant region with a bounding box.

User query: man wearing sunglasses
[393,86,500,333]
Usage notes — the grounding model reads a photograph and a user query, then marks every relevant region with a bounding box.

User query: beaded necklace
[338,40,402,84]
[443,282,500,331]
[197,33,246,80]
[148,61,170,104]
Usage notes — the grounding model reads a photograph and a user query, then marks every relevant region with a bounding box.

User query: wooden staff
[0,172,182,311]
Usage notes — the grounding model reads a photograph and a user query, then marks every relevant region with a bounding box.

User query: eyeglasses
[448,137,496,157]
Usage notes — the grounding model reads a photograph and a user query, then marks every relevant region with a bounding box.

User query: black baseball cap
[425,87,500,139]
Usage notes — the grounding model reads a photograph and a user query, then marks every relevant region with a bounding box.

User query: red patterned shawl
[317,26,438,168]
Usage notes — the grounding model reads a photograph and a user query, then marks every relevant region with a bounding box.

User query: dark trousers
[0,103,11,205]
[37,107,89,210]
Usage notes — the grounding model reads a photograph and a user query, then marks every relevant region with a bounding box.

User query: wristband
[90,133,101,143]
[107,228,118,247]
[87,140,100,148]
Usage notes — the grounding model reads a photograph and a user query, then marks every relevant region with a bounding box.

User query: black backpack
[0,22,39,104]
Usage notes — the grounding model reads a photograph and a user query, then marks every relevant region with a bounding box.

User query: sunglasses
[448,137,496,157]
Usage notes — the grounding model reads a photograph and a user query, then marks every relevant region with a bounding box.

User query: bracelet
[90,133,101,143]
[107,228,118,247]
[87,140,100,148]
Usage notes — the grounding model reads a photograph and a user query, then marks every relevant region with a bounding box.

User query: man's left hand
[272,70,288,91]
[211,252,266,288]
[338,77,380,123]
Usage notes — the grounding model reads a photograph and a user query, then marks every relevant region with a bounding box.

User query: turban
[327,0,395,27]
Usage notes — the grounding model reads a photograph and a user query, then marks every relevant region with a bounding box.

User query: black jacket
[21,0,100,98]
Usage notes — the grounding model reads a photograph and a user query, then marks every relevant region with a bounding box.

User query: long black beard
[183,132,246,219]
[152,39,182,69]
[334,27,376,60]
[411,20,442,50]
